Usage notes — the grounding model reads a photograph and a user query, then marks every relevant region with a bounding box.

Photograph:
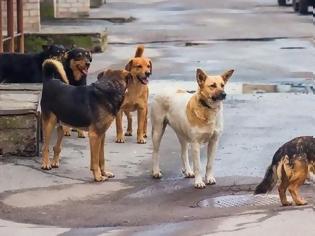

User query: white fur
[151,91,223,188]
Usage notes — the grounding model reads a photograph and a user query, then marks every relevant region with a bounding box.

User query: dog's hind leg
[63,126,71,136]
[124,111,133,136]
[51,125,64,168]
[205,131,220,185]
[89,130,107,182]
[100,133,114,178]
[177,136,194,178]
[192,142,206,189]
[278,174,292,206]
[152,119,167,179]
[41,113,57,170]
[288,159,308,205]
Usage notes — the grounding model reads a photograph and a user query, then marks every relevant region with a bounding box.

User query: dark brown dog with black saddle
[40,59,130,182]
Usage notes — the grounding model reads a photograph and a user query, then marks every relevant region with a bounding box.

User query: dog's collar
[199,99,212,109]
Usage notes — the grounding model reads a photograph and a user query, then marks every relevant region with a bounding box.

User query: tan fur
[277,155,309,206]
[43,59,69,84]
[115,45,152,144]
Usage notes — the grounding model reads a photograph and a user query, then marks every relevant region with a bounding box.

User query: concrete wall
[55,0,90,18]
[1,0,41,32]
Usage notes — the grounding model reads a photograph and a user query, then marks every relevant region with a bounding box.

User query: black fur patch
[0,45,66,83]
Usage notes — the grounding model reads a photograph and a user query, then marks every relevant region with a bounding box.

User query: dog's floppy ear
[125,59,133,71]
[221,69,234,83]
[135,45,144,57]
[196,68,207,87]
[149,59,152,75]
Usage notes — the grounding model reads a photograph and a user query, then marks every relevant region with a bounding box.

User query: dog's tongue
[141,78,149,85]
[82,68,88,76]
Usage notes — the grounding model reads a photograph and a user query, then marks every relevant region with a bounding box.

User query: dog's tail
[42,59,69,84]
[254,150,283,194]
[135,45,144,57]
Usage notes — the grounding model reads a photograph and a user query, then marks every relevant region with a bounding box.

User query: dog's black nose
[221,92,226,99]
[145,72,151,77]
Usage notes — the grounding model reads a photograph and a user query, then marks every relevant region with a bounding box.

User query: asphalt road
[1,0,315,235]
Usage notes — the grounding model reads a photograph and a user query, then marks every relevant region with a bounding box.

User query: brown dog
[40,59,130,181]
[115,45,152,144]
[255,136,315,206]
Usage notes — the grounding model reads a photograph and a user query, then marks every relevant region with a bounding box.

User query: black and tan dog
[61,47,92,138]
[0,44,66,83]
[40,59,130,181]
[114,45,152,144]
[255,136,315,206]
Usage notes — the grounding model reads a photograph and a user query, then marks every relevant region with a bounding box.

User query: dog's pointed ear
[97,71,104,80]
[125,59,133,71]
[221,69,234,83]
[196,68,207,87]
[149,59,152,75]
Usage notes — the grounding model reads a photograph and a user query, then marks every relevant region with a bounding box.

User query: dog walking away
[61,47,92,138]
[40,59,130,181]
[0,44,66,83]
[151,68,234,188]
[255,136,315,206]
[115,45,152,144]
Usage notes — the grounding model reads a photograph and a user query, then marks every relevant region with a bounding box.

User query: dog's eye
[209,83,217,88]
[137,65,143,68]
[221,83,224,88]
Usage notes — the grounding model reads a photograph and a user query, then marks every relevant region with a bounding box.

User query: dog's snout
[220,92,226,99]
[86,61,91,68]
[145,71,151,77]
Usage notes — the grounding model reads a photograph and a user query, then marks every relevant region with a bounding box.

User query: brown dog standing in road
[115,45,152,144]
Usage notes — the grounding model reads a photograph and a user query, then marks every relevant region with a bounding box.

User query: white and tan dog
[151,68,234,188]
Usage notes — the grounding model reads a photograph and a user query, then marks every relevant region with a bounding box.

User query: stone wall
[1,0,40,32]
[55,0,90,18]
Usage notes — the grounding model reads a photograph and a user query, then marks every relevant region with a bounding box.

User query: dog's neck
[186,93,221,127]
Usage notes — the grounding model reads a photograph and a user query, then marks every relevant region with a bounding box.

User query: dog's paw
[51,159,60,168]
[182,168,195,178]
[296,199,308,206]
[282,201,293,207]
[102,171,115,178]
[64,130,71,136]
[77,131,86,138]
[116,137,125,143]
[94,175,108,182]
[143,134,147,138]
[205,175,216,185]
[125,131,132,136]
[152,171,163,179]
[194,180,206,189]
[41,160,52,170]
[137,137,146,144]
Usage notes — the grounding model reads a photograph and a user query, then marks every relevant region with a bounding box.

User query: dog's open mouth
[137,76,149,85]
[77,65,89,76]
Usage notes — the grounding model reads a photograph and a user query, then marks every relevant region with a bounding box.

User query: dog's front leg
[89,131,107,182]
[137,107,146,144]
[41,114,57,170]
[99,133,114,178]
[192,142,205,189]
[51,125,64,168]
[143,105,148,138]
[205,132,220,185]
[115,110,125,143]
